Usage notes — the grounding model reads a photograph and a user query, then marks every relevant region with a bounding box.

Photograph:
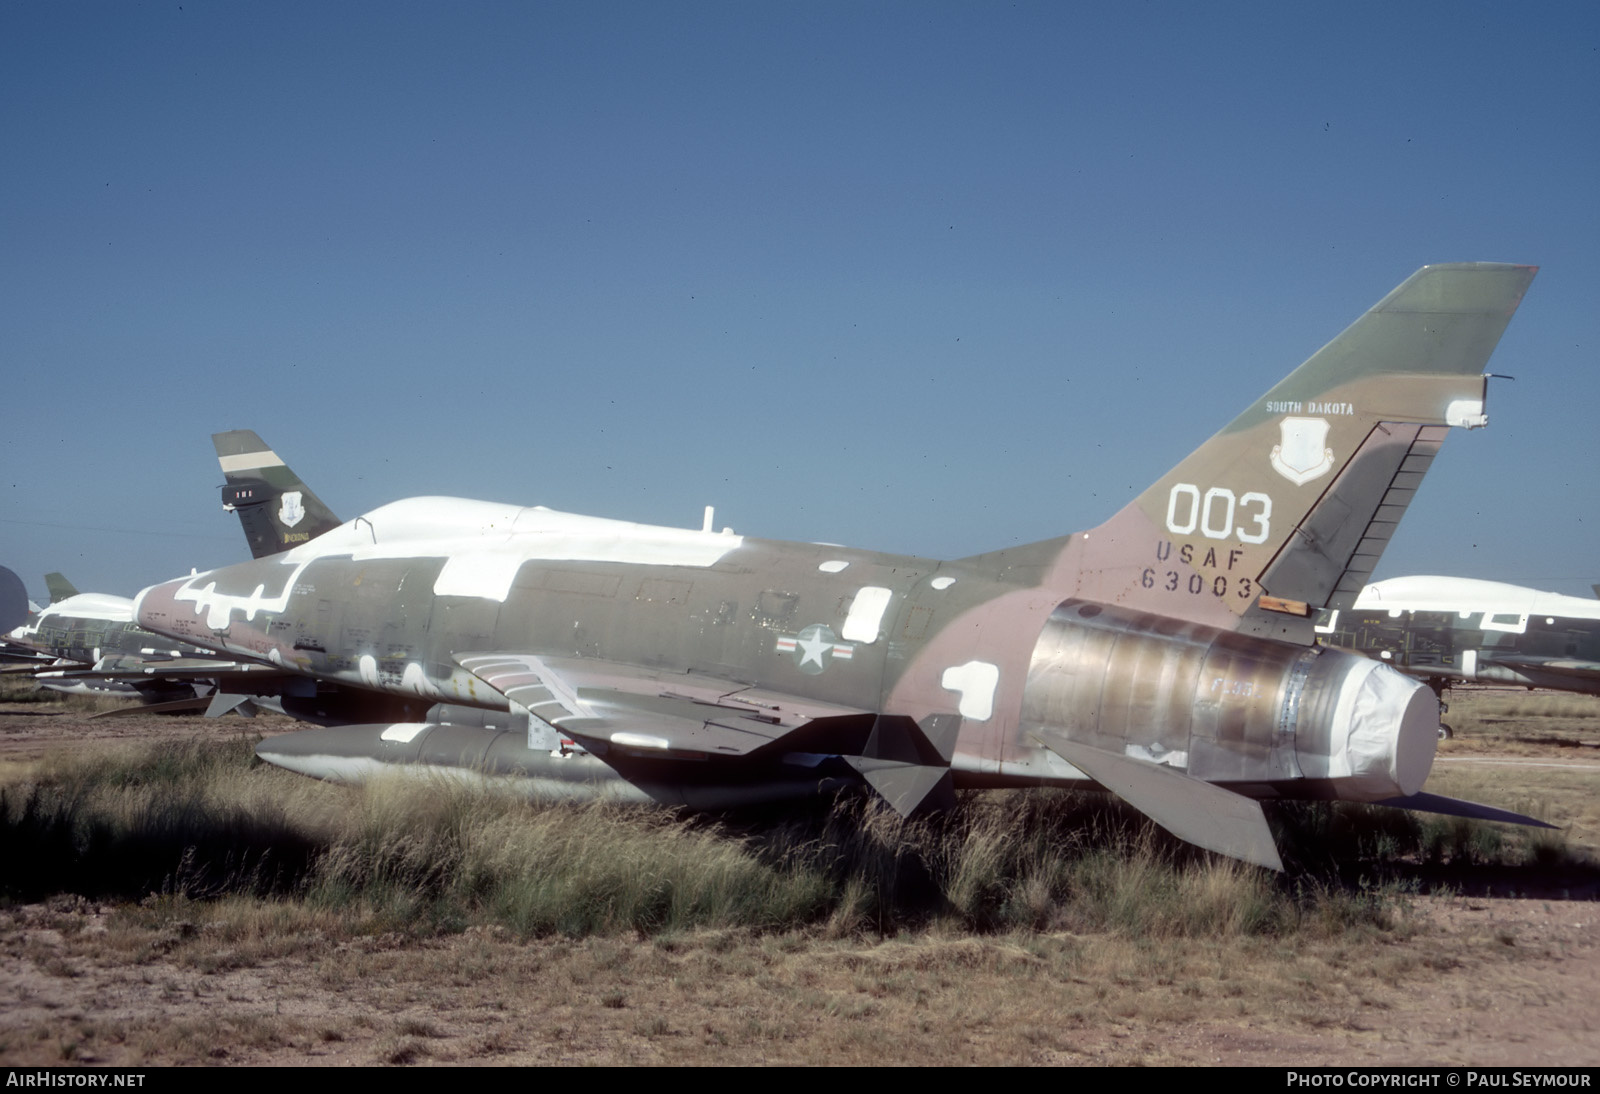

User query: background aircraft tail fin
[213,430,343,559]
[972,264,1537,642]
[44,572,79,604]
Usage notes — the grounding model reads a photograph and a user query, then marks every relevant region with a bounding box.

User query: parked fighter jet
[3,582,227,705]
[1317,576,1600,734]
[134,264,1543,870]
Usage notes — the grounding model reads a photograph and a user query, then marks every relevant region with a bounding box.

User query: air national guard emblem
[1269,417,1334,486]
[278,491,306,528]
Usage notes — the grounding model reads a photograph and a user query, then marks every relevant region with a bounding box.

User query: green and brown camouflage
[215,430,342,558]
[44,572,79,605]
[4,583,219,703]
[133,265,1542,869]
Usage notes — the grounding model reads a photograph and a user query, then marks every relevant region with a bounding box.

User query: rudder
[214,430,343,558]
[1022,264,1537,640]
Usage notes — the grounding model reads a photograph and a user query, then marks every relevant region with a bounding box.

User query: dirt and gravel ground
[1,689,1597,1067]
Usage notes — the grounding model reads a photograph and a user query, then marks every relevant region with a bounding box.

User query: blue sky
[3,1,1596,603]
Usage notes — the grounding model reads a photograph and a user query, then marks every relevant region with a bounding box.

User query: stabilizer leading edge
[1035,731,1285,871]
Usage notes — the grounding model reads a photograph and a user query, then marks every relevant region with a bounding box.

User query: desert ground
[1,686,1597,1067]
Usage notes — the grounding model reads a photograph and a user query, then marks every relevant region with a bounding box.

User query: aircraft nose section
[134,577,207,645]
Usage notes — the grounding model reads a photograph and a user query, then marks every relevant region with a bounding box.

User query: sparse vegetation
[2,698,1597,1065]
[7,736,1584,943]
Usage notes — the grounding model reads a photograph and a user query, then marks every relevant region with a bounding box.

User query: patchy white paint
[167,494,751,626]
[940,661,999,721]
[1356,576,1600,622]
[841,586,893,643]
[818,560,849,573]
[1444,399,1487,429]
[520,705,565,753]
[929,576,955,590]
[379,724,429,743]
[611,732,670,750]
[401,662,437,697]
[1124,744,1189,769]
[176,562,312,630]
[217,450,286,473]
[262,498,751,605]
[434,551,528,601]
[40,594,136,624]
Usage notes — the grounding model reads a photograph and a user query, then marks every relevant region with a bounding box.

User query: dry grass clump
[1442,687,1600,751]
[7,738,1586,942]
[1,739,324,901]
[0,673,137,713]
[306,776,835,935]
[1484,692,1600,720]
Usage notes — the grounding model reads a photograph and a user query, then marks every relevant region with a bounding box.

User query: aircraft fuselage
[134,495,1434,810]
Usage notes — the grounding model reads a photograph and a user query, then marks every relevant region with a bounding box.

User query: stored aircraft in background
[0,433,342,713]
[1317,576,1600,735]
[134,264,1545,870]
[4,578,221,707]
[0,434,345,714]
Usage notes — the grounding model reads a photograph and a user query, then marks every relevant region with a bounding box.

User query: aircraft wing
[1481,653,1600,681]
[455,652,870,757]
[34,661,282,683]
[455,652,961,814]
[0,656,76,673]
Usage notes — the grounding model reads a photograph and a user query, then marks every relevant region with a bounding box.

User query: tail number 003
[1165,485,1271,544]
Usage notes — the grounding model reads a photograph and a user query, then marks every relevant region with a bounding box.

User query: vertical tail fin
[44,573,79,604]
[981,264,1537,641]
[213,430,343,558]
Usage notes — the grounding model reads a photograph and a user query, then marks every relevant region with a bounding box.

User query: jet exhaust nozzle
[1021,601,1437,801]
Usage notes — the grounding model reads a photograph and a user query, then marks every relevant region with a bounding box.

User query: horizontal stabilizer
[1378,791,1556,829]
[845,758,955,817]
[205,692,259,719]
[1035,731,1284,871]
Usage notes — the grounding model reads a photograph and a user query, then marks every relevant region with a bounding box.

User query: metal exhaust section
[1021,601,1437,800]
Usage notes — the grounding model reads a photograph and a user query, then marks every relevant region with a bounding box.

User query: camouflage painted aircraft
[1317,576,1600,734]
[3,578,225,705]
[133,264,1543,870]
